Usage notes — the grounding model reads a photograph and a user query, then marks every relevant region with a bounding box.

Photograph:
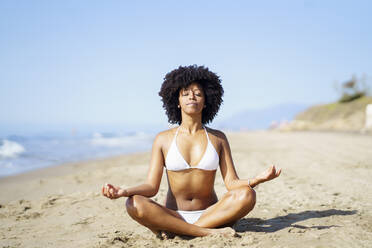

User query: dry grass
[278,96,372,132]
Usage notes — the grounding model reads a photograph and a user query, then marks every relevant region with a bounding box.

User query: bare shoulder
[205,127,228,143]
[205,127,231,157]
[156,127,177,138]
[154,127,177,146]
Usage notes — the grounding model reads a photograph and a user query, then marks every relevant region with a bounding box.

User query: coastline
[0,151,151,204]
[0,151,150,184]
[1,130,371,247]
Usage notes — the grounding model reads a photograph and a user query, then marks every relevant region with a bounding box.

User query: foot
[156,231,175,240]
[208,227,237,237]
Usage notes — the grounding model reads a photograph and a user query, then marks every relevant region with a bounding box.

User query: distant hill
[278,96,372,132]
[215,103,309,130]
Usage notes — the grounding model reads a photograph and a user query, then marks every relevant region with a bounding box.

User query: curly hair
[159,65,224,125]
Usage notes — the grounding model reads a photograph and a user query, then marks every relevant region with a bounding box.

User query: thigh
[194,191,233,226]
[126,195,184,220]
[194,186,255,228]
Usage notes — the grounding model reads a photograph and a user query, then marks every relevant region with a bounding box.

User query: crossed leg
[195,185,256,228]
[125,185,256,237]
[125,195,231,237]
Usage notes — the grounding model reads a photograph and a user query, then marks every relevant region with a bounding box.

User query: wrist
[119,189,129,197]
[250,177,264,188]
[258,175,268,182]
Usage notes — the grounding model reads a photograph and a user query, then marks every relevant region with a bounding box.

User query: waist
[165,191,218,211]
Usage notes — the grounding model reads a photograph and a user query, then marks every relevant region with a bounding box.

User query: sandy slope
[0,131,371,248]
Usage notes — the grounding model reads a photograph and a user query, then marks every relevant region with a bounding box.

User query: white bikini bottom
[177,209,205,224]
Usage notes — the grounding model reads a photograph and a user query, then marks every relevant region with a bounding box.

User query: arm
[218,132,281,191]
[102,133,165,199]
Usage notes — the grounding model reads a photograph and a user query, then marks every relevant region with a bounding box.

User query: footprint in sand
[72,216,95,226]
[16,212,42,220]
[40,195,63,209]
[8,200,42,220]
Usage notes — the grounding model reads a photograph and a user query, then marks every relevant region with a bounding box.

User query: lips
[187,103,198,106]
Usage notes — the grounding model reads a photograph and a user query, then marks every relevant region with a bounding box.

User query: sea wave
[0,139,25,159]
[90,132,153,147]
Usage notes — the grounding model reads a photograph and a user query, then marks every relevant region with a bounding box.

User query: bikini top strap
[176,126,209,141]
[203,126,210,142]
[174,126,180,138]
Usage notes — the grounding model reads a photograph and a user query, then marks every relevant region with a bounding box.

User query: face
[178,82,205,115]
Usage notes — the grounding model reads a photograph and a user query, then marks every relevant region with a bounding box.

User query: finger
[103,183,109,195]
[276,168,282,177]
[275,169,282,177]
[111,184,120,190]
[108,184,119,195]
[106,184,114,196]
[104,190,109,198]
[110,192,116,199]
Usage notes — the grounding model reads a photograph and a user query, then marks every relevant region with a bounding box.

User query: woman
[102,65,281,237]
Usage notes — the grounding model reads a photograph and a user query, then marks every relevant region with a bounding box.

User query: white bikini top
[165,126,219,171]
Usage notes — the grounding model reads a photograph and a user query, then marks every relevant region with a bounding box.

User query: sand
[1,131,371,248]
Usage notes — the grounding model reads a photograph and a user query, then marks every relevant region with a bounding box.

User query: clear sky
[1,0,371,134]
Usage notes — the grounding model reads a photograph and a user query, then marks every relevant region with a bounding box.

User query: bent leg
[125,195,234,237]
[194,186,256,228]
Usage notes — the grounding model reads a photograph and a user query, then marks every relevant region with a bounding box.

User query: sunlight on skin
[101,76,282,237]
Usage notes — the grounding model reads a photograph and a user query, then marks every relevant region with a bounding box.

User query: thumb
[106,183,115,189]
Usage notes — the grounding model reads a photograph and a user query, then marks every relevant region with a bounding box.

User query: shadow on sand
[234,209,357,233]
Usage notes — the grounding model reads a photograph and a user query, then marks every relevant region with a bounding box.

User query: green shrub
[336,75,369,103]
[339,92,366,103]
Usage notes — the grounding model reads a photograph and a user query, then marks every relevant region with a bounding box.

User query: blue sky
[1,0,371,135]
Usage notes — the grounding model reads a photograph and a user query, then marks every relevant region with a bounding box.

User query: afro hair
[159,65,224,125]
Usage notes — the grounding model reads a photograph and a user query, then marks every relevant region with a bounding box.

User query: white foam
[90,132,153,148]
[0,139,25,159]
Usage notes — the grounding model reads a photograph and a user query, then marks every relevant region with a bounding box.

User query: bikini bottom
[177,209,205,224]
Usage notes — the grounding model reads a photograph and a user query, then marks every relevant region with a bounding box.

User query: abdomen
[165,169,218,210]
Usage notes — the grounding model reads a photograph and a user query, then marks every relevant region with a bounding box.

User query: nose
[188,92,196,99]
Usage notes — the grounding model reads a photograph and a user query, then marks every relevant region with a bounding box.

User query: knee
[125,195,148,219]
[234,186,256,210]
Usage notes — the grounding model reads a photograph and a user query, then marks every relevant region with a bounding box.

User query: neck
[179,114,203,134]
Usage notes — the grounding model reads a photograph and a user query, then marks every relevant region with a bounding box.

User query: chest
[165,131,220,168]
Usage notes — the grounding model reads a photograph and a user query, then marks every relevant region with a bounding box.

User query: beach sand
[1,131,371,248]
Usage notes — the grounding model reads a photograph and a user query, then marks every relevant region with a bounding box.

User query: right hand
[102,183,128,199]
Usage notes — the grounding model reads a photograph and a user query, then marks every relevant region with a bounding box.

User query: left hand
[256,165,282,183]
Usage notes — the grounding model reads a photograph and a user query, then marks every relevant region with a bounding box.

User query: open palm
[257,165,281,182]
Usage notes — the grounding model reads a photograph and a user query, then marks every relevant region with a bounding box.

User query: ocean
[0,131,155,177]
